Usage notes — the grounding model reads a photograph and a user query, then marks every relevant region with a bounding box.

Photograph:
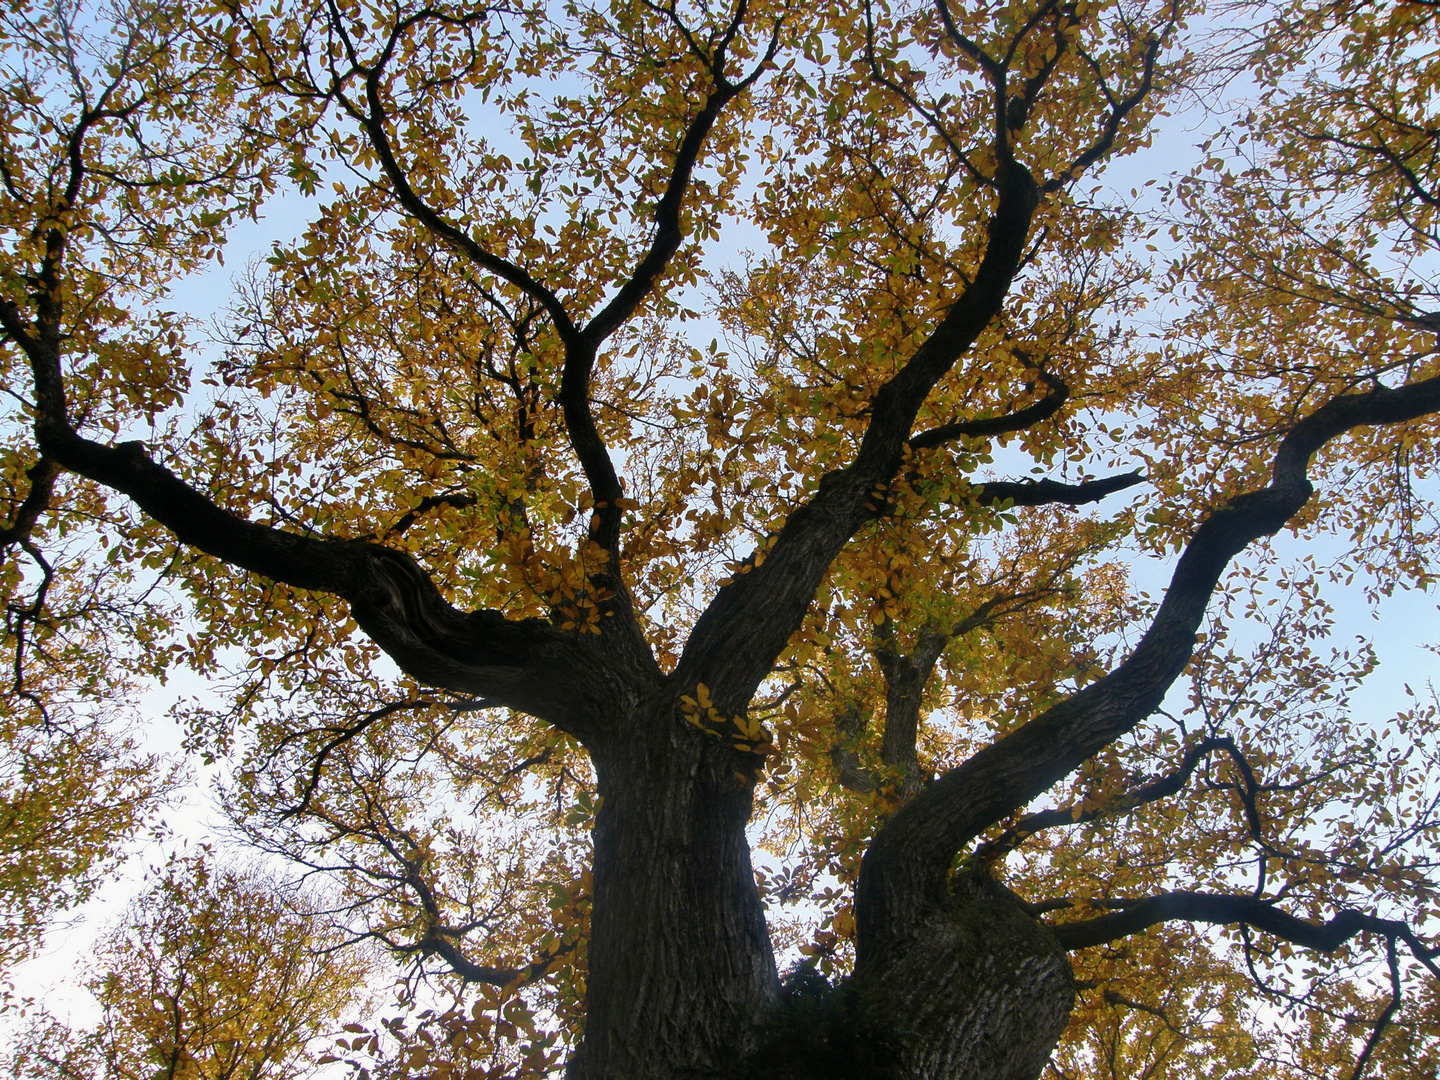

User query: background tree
[4,856,373,1080]
[0,703,170,979]
[5,0,1440,1078]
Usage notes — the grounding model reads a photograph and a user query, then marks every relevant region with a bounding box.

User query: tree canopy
[4,0,1440,1077]
[5,857,373,1080]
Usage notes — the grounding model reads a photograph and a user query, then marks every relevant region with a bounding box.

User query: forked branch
[347,14,581,346]
[674,154,1045,710]
[856,374,1440,946]
[971,734,1258,865]
[576,1,781,557]
[4,246,597,733]
[1052,888,1433,1079]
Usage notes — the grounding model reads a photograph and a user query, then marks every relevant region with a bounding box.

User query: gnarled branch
[13,276,604,736]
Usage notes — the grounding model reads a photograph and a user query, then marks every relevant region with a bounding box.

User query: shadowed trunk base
[737,874,1073,1080]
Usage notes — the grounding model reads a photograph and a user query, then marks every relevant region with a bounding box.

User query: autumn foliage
[5,0,1440,1077]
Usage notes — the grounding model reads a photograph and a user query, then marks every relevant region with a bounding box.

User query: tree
[0,704,170,978]
[4,0,1440,1076]
[4,856,373,1080]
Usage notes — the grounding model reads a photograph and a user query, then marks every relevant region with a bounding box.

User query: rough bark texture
[569,695,1076,1080]
[570,694,780,1080]
[856,874,1074,1080]
[876,631,947,801]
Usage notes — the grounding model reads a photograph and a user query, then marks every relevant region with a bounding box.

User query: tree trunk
[853,873,1075,1080]
[567,702,1073,1080]
[569,693,780,1080]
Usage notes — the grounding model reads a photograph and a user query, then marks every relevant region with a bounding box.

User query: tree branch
[349,15,581,347]
[873,626,948,798]
[1351,938,1403,1080]
[855,373,1440,952]
[5,25,662,743]
[1050,891,1439,975]
[0,457,59,552]
[908,372,1069,450]
[674,158,1044,711]
[972,470,1144,509]
[16,293,602,732]
[575,5,778,560]
[1041,15,1170,193]
[382,491,479,538]
[863,506,1142,802]
[277,699,465,819]
[582,90,746,342]
[410,930,568,988]
[972,734,1245,864]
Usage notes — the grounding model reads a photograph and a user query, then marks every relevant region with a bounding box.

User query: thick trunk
[569,695,779,1080]
[853,874,1075,1080]
[568,704,1072,1080]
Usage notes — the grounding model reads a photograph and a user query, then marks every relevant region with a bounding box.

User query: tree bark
[569,689,1077,1080]
[570,692,780,1080]
[853,874,1074,1080]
